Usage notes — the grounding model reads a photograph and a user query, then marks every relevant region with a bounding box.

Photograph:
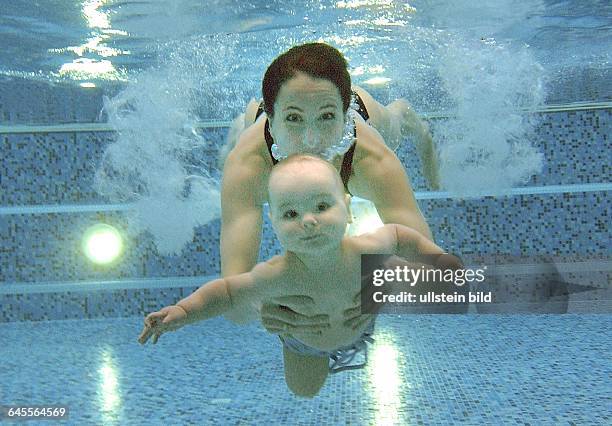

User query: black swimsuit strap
[340,142,357,193]
[254,103,279,165]
[256,91,370,193]
[264,119,278,165]
[353,91,370,121]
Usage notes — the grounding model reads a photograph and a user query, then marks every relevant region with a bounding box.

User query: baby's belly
[289,319,371,352]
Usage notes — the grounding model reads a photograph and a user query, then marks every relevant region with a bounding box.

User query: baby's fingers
[343,305,361,320]
[139,311,167,344]
[261,303,328,327]
[344,313,374,331]
[265,295,317,316]
[138,326,153,344]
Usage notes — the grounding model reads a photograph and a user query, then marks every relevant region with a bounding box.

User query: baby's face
[268,162,349,254]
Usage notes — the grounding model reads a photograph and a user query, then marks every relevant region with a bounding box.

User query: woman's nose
[303,128,317,148]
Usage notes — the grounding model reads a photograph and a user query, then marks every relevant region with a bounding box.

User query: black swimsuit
[254,91,370,195]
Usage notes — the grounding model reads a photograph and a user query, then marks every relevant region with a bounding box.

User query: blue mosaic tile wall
[2,190,608,285]
[0,130,225,206]
[527,109,610,186]
[0,76,119,125]
[0,80,609,321]
[0,212,223,283]
[0,287,199,323]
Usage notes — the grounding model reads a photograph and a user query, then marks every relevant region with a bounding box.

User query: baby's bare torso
[264,240,371,352]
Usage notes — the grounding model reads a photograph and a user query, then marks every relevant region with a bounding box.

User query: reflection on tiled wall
[0,76,117,125]
[0,212,223,283]
[0,80,609,321]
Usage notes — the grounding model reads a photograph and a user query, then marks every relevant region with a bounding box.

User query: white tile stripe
[2,183,608,216]
[0,275,217,295]
[412,182,612,200]
[0,120,233,134]
[2,262,610,294]
[0,203,131,215]
[481,261,612,275]
[0,102,609,134]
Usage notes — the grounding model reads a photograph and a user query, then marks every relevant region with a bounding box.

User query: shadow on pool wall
[0,78,610,321]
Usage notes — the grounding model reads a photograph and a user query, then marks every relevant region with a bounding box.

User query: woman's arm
[350,125,433,240]
[220,137,269,323]
[220,144,267,277]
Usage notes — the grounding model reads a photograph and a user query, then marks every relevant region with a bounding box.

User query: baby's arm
[387,224,463,269]
[138,264,276,344]
[358,224,461,265]
[138,274,250,344]
[392,224,444,257]
[175,275,248,324]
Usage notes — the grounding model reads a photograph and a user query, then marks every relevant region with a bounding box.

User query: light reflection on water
[367,332,407,426]
[98,348,123,425]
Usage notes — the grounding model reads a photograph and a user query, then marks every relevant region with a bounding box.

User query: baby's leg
[282,347,329,398]
[353,86,440,189]
[352,86,412,151]
[217,112,244,169]
[243,98,262,125]
[384,99,440,189]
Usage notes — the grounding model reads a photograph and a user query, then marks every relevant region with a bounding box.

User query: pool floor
[1,314,610,425]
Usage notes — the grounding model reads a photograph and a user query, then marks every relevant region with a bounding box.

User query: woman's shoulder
[229,118,268,159]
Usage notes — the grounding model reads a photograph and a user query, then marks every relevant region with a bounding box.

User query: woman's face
[269,72,346,157]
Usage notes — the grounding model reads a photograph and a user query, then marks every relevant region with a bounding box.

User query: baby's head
[267,154,351,253]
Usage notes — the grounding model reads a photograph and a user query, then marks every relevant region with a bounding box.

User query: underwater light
[82,224,123,264]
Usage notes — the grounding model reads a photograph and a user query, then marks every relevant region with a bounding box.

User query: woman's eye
[317,202,330,211]
[320,112,335,120]
[286,114,302,122]
[283,210,298,219]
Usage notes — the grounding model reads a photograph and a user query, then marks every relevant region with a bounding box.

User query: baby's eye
[286,113,302,123]
[283,210,298,219]
[317,202,330,212]
[320,112,336,120]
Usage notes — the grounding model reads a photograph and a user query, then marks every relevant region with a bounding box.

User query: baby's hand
[138,305,188,345]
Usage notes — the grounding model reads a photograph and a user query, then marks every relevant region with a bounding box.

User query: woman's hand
[342,294,376,331]
[138,305,189,344]
[260,295,331,336]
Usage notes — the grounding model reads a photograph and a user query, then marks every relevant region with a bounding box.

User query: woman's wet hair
[262,42,352,117]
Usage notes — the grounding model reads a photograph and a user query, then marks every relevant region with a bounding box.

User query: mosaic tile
[1,315,609,425]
